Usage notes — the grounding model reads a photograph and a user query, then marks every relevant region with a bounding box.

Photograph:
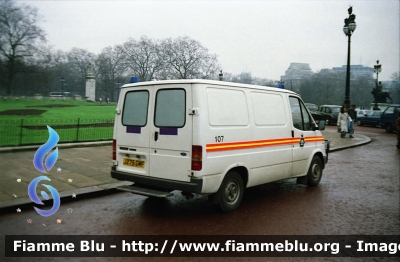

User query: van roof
[121,79,297,95]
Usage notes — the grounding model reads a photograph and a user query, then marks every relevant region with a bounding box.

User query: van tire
[216,171,244,213]
[307,156,322,187]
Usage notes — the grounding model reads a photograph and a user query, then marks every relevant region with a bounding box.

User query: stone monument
[85,63,96,102]
[371,81,392,110]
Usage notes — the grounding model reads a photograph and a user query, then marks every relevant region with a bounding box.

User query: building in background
[281,63,313,92]
[331,65,374,80]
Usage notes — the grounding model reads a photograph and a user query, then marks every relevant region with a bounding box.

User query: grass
[0,99,117,146]
[0,99,116,120]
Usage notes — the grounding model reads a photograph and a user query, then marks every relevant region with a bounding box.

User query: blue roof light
[130,76,139,83]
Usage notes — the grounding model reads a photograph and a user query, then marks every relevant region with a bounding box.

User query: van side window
[289,97,312,131]
[155,89,186,127]
[207,88,249,126]
[251,92,286,126]
[122,90,149,126]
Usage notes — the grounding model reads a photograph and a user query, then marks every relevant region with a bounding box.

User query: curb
[328,135,371,152]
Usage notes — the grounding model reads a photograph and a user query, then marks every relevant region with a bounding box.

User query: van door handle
[154,131,159,141]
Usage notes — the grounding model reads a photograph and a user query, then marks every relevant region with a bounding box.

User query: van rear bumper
[111,166,203,194]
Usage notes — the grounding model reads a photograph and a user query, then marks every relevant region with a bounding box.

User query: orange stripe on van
[206,136,325,152]
[304,136,325,142]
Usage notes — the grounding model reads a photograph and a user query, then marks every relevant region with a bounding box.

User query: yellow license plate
[123,158,145,168]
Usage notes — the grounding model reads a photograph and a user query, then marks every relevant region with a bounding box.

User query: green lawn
[0,99,117,146]
[0,99,116,120]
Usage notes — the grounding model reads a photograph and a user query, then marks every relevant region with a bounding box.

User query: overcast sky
[21,0,399,81]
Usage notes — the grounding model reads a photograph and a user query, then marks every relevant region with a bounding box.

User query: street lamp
[60,76,66,96]
[343,6,356,108]
[373,60,382,110]
[374,60,382,84]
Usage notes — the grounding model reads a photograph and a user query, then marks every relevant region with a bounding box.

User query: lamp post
[60,76,66,96]
[343,6,356,108]
[373,60,382,110]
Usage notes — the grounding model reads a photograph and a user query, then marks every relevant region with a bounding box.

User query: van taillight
[191,145,202,171]
[112,139,116,160]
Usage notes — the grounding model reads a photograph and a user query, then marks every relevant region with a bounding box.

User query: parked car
[357,111,382,127]
[380,104,400,133]
[356,109,370,121]
[305,103,318,112]
[317,105,342,125]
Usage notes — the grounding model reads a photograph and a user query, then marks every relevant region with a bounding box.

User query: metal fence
[0,118,114,147]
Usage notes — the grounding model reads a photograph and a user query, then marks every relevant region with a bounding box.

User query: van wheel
[216,171,244,213]
[307,156,322,187]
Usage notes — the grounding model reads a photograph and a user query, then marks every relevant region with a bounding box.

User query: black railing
[0,118,114,147]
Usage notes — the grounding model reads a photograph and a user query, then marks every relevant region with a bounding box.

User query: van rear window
[122,90,149,126]
[154,89,186,128]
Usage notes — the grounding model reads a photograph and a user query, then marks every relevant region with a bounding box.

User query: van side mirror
[314,120,326,131]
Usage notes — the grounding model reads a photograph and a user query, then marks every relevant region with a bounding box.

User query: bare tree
[121,36,163,82]
[298,70,346,105]
[0,0,46,95]
[64,48,96,95]
[96,45,127,101]
[20,45,58,96]
[161,36,219,79]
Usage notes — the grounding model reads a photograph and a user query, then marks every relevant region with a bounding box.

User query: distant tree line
[0,0,225,100]
[1,0,399,105]
[297,69,400,107]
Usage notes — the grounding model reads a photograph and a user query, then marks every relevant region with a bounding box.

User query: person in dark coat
[347,104,357,138]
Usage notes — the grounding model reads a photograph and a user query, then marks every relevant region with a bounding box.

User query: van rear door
[149,85,193,182]
[117,88,151,176]
[117,84,192,182]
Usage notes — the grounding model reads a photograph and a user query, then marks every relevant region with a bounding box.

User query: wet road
[1,125,399,261]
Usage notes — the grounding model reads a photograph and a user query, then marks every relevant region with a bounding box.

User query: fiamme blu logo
[28,126,60,217]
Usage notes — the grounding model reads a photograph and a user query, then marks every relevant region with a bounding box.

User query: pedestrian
[99,97,102,103]
[337,106,352,138]
[396,109,400,149]
[106,97,110,104]
[347,104,356,138]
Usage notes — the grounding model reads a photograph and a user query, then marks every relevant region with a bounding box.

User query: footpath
[0,129,371,209]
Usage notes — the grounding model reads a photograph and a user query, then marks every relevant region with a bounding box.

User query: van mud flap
[116,185,174,198]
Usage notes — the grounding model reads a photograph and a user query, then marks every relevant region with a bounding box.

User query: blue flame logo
[28,126,61,217]
[33,126,59,173]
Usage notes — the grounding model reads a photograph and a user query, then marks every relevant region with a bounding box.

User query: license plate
[123,158,145,168]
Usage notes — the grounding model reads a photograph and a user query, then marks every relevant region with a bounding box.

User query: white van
[111,79,329,212]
